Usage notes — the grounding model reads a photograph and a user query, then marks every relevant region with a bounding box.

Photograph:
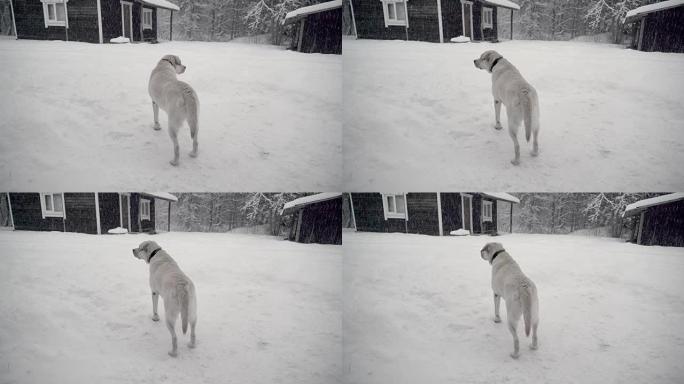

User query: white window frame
[142,8,153,30]
[140,198,151,221]
[120,1,133,39]
[482,7,493,29]
[380,0,409,28]
[461,0,473,38]
[41,0,69,28]
[40,193,66,218]
[482,200,493,222]
[382,193,408,220]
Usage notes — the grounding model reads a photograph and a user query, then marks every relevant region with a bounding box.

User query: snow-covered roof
[141,0,180,11]
[625,0,683,22]
[281,192,342,215]
[141,192,178,202]
[482,192,520,204]
[283,0,342,25]
[481,0,521,11]
[623,193,684,217]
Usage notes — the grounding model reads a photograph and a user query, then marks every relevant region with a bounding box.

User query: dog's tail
[521,88,533,142]
[180,83,199,141]
[520,281,536,337]
[179,283,190,335]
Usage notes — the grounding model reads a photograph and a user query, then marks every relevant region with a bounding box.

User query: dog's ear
[174,55,182,66]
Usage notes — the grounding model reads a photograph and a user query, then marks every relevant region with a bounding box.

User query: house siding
[130,193,155,233]
[640,7,684,53]
[639,200,684,247]
[99,193,120,234]
[440,192,462,234]
[296,8,342,54]
[406,193,440,235]
[14,0,100,43]
[8,193,65,232]
[353,0,441,42]
[292,198,343,244]
[64,193,98,234]
[441,0,462,41]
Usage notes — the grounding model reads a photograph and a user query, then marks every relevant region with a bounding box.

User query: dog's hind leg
[167,115,182,166]
[152,102,161,130]
[530,321,538,350]
[507,304,522,359]
[165,308,179,357]
[507,111,522,165]
[493,293,502,323]
[494,100,503,130]
[188,120,198,158]
[151,292,160,321]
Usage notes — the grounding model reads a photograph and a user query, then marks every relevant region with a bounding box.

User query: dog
[474,50,540,165]
[480,242,539,359]
[148,54,200,166]
[132,240,197,357]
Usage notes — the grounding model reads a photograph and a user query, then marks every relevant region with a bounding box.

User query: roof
[141,0,180,11]
[481,0,521,11]
[625,0,684,22]
[623,193,684,217]
[141,192,178,202]
[482,192,520,204]
[283,0,342,25]
[281,192,343,215]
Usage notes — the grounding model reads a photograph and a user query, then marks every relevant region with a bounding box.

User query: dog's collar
[490,249,505,264]
[490,57,502,72]
[148,248,162,263]
[161,58,175,66]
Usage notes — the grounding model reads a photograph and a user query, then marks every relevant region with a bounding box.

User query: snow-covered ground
[0,40,341,191]
[344,231,684,384]
[0,231,341,384]
[343,39,684,191]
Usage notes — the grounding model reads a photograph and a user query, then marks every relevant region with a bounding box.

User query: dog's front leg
[151,292,160,321]
[494,100,503,130]
[493,293,502,323]
[152,102,161,130]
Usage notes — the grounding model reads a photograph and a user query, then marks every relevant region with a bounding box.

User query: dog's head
[132,240,162,263]
[160,54,186,74]
[480,242,504,263]
[473,50,503,72]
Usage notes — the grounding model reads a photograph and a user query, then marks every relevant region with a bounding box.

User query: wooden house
[9,0,179,43]
[283,0,342,54]
[623,192,684,247]
[5,192,177,234]
[349,192,518,236]
[281,192,342,245]
[349,0,519,43]
[625,0,684,53]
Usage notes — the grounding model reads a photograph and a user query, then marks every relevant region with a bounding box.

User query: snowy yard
[0,231,341,384]
[343,39,684,191]
[0,40,341,191]
[344,231,684,384]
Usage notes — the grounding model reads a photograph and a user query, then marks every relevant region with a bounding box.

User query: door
[462,194,473,233]
[121,195,130,231]
[121,2,132,39]
[463,1,473,39]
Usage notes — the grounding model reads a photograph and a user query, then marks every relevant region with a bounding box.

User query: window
[40,193,65,218]
[382,193,407,219]
[381,0,408,27]
[140,199,151,221]
[482,7,493,29]
[142,8,153,30]
[482,200,493,222]
[41,0,68,28]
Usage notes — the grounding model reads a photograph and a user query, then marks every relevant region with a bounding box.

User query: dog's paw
[188,342,196,349]
[169,160,179,166]
[510,159,520,166]
[168,351,178,358]
[189,151,198,158]
[493,317,501,323]
[153,123,162,131]
[530,343,538,350]
[152,314,160,322]
[510,352,520,359]
[494,123,503,130]
[531,150,539,157]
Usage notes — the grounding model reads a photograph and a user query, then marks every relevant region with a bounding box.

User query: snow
[344,231,684,384]
[141,0,181,11]
[449,228,470,236]
[482,0,521,10]
[110,36,130,43]
[343,39,684,191]
[281,192,343,215]
[143,192,179,202]
[107,226,128,234]
[0,39,341,191]
[284,0,342,25]
[0,231,341,384]
[482,192,520,204]
[450,35,471,43]
[623,192,684,217]
[625,0,684,21]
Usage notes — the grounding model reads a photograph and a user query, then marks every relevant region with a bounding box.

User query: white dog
[474,50,540,165]
[133,240,197,357]
[148,54,200,166]
[480,242,539,359]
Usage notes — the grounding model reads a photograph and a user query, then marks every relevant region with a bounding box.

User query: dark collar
[490,57,502,72]
[161,58,175,67]
[490,249,505,264]
[148,248,162,263]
